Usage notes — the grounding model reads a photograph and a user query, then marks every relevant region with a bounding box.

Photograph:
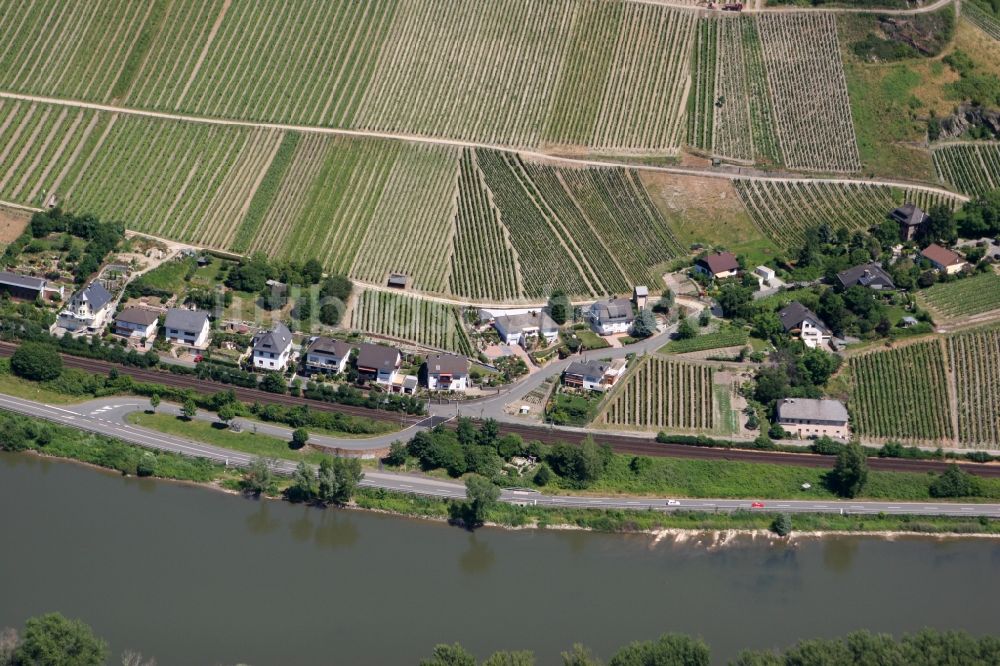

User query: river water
[2,452,999,665]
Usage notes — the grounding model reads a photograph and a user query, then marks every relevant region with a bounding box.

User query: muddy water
[2,452,999,665]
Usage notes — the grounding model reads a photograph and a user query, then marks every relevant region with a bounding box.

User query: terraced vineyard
[849,341,954,444]
[932,144,1000,196]
[918,272,1000,322]
[948,327,1000,449]
[733,179,960,248]
[350,290,473,356]
[964,1,1000,40]
[597,356,718,432]
[756,14,860,172]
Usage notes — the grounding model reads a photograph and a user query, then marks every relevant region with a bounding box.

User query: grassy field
[127,411,331,465]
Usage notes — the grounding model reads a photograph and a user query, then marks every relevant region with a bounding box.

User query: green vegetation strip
[231,131,301,253]
[660,327,748,354]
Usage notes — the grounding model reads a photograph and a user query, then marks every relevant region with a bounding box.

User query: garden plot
[351,289,473,356]
[756,14,861,172]
[932,143,1000,196]
[597,356,719,432]
[733,179,960,249]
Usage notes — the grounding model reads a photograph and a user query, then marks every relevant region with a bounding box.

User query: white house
[776,398,849,439]
[304,336,352,375]
[494,311,559,346]
[695,252,740,279]
[921,243,967,275]
[424,353,469,392]
[779,302,831,349]
[252,322,293,371]
[356,343,401,385]
[589,298,635,335]
[114,308,159,340]
[57,282,114,333]
[164,308,211,349]
[563,358,628,392]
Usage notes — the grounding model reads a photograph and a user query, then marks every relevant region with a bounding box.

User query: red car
[193,355,204,363]
[750,501,765,509]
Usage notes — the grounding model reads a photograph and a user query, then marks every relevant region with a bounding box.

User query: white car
[666,499,681,506]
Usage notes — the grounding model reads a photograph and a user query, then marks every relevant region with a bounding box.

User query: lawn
[570,329,611,351]
[132,257,195,293]
[127,412,330,465]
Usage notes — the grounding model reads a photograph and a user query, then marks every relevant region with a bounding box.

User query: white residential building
[304,336,352,375]
[589,298,635,335]
[57,282,114,333]
[494,311,559,346]
[252,322,293,371]
[425,353,469,392]
[776,398,850,439]
[114,308,159,340]
[356,343,401,385]
[563,358,628,392]
[164,308,211,349]
[779,302,831,349]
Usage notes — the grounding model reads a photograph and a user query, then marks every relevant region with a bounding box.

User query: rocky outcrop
[938,104,1000,141]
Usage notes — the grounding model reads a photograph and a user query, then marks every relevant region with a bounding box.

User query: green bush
[11,342,62,381]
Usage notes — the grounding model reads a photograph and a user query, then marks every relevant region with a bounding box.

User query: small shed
[633,285,649,310]
[387,274,409,289]
[754,266,775,282]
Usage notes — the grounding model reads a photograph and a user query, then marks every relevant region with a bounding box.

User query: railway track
[2,342,997,477]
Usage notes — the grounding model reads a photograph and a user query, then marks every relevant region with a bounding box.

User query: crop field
[597,356,719,432]
[964,1,1000,40]
[732,179,960,248]
[0,0,697,154]
[918,272,1000,322]
[686,18,717,152]
[449,150,523,302]
[350,290,473,356]
[932,143,1000,196]
[849,341,954,444]
[756,14,861,172]
[948,327,1000,449]
[660,327,749,354]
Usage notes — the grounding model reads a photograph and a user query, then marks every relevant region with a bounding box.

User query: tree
[717,283,754,319]
[317,456,364,505]
[287,461,315,502]
[135,453,155,477]
[464,474,501,526]
[548,290,571,325]
[630,309,658,339]
[260,372,287,394]
[240,457,277,496]
[148,394,160,413]
[10,342,62,381]
[302,258,324,284]
[291,428,309,449]
[482,651,536,666]
[320,274,353,302]
[919,204,958,245]
[420,643,476,666]
[698,309,710,327]
[930,464,981,498]
[608,634,710,666]
[653,289,674,314]
[533,463,552,486]
[383,440,407,466]
[319,301,344,326]
[217,403,238,426]
[562,644,601,666]
[830,442,868,498]
[14,613,108,666]
[675,316,697,340]
[772,513,792,536]
[180,399,197,421]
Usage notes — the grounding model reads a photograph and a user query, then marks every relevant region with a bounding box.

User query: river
[2,452,999,665]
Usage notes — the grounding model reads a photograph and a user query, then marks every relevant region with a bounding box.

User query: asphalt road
[3,392,1000,518]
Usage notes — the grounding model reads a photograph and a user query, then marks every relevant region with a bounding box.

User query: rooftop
[116,308,160,326]
[591,298,634,323]
[0,270,45,290]
[891,203,928,227]
[495,310,558,332]
[426,352,468,375]
[254,322,293,352]
[836,262,895,289]
[307,336,352,357]
[776,398,849,424]
[164,308,210,332]
[356,343,400,372]
[565,359,624,378]
[779,301,830,334]
[697,252,739,275]
[921,243,963,267]
[76,281,113,311]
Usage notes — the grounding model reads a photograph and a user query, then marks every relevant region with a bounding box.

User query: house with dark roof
[356,343,401,385]
[114,308,159,340]
[889,203,929,242]
[164,308,211,349]
[779,302,831,349]
[836,262,895,291]
[304,336,352,375]
[921,243,966,275]
[694,252,740,279]
[563,358,628,392]
[252,322,294,371]
[776,398,849,439]
[424,353,469,392]
[57,281,114,333]
[494,311,559,346]
[589,298,635,335]
[0,271,55,301]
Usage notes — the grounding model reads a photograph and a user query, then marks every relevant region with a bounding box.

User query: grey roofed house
[776,398,849,425]
[889,203,928,228]
[0,270,46,298]
[565,359,613,379]
[253,322,292,352]
[779,301,830,333]
[495,310,558,333]
[356,343,400,372]
[591,298,634,323]
[116,308,160,326]
[425,352,468,375]
[77,281,112,311]
[307,336,352,357]
[836,262,895,290]
[164,308,210,332]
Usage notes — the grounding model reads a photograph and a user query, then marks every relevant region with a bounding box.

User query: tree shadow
[458,534,496,574]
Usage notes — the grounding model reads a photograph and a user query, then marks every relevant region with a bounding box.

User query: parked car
[666,499,680,506]
[751,501,765,509]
